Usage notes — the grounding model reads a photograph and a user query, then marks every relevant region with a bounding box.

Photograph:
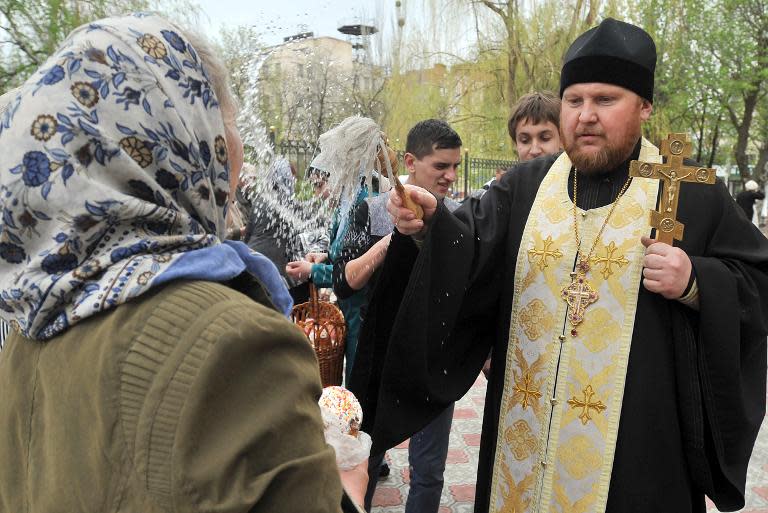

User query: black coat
[736,189,765,222]
[350,151,768,513]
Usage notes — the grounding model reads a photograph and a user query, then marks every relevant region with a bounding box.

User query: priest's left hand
[640,236,692,299]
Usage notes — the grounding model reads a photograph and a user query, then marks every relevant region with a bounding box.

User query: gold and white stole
[489,139,662,513]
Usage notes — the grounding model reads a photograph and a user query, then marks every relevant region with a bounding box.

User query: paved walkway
[371,374,768,513]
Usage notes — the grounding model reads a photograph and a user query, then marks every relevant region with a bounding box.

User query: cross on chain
[513,371,542,409]
[590,241,629,279]
[527,235,563,271]
[629,133,716,245]
[561,273,598,328]
[567,384,607,425]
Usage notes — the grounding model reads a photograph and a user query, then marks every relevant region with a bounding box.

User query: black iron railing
[261,140,516,198]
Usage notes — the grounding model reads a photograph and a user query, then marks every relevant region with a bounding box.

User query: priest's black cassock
[348,142,768,513]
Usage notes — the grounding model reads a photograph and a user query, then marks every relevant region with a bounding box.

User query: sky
[193,0,391,46]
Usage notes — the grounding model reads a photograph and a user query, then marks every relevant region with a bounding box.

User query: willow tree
[380,61,457,150]
[392,0,625,155]
[469,0,624,111]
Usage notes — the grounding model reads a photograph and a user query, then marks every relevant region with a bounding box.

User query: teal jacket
[310,187,373,383]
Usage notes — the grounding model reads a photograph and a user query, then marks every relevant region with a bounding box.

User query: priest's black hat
[560,18,656,102]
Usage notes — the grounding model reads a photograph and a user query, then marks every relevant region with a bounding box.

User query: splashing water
[236,47,331,258]
[234,36,391,260]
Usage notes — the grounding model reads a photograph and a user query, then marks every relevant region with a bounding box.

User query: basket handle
[308,282,319,318]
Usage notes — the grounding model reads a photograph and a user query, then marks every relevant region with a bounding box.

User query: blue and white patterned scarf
[0,14,291,340]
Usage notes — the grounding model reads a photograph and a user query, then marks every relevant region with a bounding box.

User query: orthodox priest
[349,18,768,513]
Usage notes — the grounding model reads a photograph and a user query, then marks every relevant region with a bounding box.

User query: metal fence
[275,140,318,179]
[270,139,516,198]
[461,152,517,198]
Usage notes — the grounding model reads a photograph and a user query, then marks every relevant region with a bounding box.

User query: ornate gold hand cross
[629,133,716,244]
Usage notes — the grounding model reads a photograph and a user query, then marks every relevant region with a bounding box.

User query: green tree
[470,0,613,111]
[0,0,200,93]
[632,0,767,181]
[218,24,264,104]
[713,0,768,181]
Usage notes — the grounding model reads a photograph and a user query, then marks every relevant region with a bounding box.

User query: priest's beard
[563,127,640,176]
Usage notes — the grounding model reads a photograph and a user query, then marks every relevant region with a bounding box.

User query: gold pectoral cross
[629,133,716,245]
[561,269,598,336]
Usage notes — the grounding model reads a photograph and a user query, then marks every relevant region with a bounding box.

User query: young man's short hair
[406,119,462,159]
[507,91,561,142]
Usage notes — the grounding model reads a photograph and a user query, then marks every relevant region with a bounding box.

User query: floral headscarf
[0,14,286,340]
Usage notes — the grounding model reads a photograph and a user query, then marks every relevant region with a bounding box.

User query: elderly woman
[0,14,365,512]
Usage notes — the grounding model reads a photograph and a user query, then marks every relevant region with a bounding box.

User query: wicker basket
[291,283,347,387]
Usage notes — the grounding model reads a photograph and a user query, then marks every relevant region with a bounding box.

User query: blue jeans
[364,403,455,513]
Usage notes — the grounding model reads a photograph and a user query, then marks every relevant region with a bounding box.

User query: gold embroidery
[559,434,603,480]
[579,308,621,354]
[527,235,563,271]
[567,385,607,425]
[590,241,629,279]
[553,479,599,513]
[542,195,569,223]
[520,268,537,292]
[509,348,545,414]
[609,197,644,229]
[504,420,538,461]
[563,165,631,335]
[491,146,659,513]
[498,464,535,513]
[518,298,553,340]
[512,371,542,409]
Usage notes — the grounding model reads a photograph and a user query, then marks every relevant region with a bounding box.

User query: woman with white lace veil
[285,116,395,381]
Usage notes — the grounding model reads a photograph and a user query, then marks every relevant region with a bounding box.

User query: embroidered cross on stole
[489,139,662,513]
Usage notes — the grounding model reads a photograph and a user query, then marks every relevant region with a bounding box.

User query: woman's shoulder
[114,280,330,510]
[142,280,292,329]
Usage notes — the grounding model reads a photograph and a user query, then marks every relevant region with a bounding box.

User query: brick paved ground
[371,373,768,513]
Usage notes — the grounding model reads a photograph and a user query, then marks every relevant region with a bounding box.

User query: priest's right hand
[387,184,437,236]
